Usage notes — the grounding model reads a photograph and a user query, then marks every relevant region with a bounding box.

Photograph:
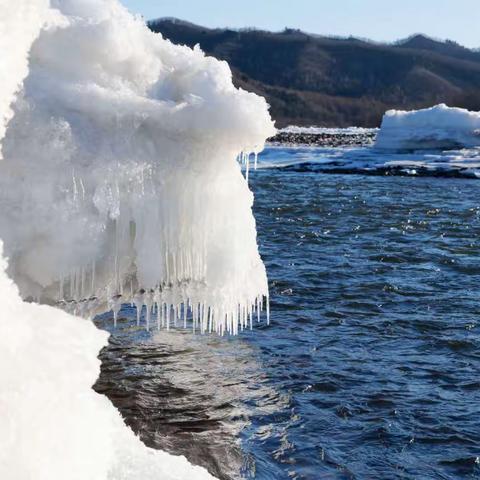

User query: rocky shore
[268,129,377,147]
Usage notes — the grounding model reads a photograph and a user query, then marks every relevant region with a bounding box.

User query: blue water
[95,147,480,480]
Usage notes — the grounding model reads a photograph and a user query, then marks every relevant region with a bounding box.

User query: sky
[121,0,479,48]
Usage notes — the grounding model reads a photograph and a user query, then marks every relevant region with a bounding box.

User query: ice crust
[0,0,276,333]
[375,104,480,151]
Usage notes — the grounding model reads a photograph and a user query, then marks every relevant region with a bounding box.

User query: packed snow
[0,244,215,480]
[0,0,275,334]
[375,104,480,151]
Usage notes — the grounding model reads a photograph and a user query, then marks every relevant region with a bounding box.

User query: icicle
[79,176,86,201]
[81,267,85,299]
[109,294,122,328]
[156,302,161,330]
[56,293,271,334]
[200,302,206,334]
[91,261,95,297]
[144,290,153,332]
[72,169,78,203]
[266,295,270,325]
[165,251,170,283]
[192,303,196,334]
[130,278,134,306]
[114,218,119,293]
[69,271,74,299]
[133,289,144,327]
[76,268,81,300]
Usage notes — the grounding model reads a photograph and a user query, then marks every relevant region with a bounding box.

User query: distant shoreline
[268,129,377,147]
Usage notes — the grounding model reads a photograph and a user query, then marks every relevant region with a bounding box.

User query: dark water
[94,155,480,479]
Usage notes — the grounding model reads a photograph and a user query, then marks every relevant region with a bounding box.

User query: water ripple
[95,171,480,479]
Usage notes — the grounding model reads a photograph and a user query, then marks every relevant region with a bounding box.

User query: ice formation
[0,0,276,334]
[0,244,215,480]
[0,0,51,157]
[375,104,480,151]
[0,0,274,477]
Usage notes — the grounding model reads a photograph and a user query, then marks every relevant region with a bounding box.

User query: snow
[0,243,215,480]
[375,104,480,151]
[0,0,276,333]
[0,0,51,158]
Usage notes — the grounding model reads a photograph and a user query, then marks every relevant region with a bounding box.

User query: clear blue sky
[121,0,479,48]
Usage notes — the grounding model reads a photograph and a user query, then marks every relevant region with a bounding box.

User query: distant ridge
[395,34,480,62]
[149,19,480,127]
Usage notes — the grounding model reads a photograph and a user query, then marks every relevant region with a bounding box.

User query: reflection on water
[94,310,286,480]
[96,165,480,479]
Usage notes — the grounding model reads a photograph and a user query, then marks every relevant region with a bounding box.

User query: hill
[148,19,480,127]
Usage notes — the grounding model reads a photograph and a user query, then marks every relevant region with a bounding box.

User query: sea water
[94,147,480,480]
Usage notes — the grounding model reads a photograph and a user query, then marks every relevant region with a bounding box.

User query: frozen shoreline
[263,115,480,178]
[258,144,480,179]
